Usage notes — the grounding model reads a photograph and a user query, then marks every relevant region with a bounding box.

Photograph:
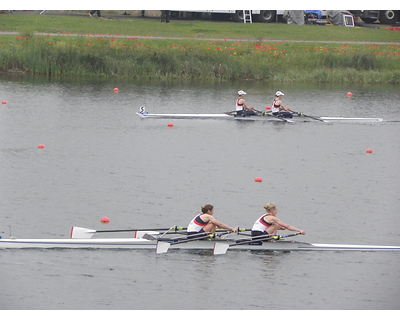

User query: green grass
[1,12,400,43]
[0,12,399,83]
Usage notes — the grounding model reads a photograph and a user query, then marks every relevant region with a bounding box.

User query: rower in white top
[271,91,293,118]
[235,90,257,116]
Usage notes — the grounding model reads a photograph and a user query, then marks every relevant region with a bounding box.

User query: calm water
[0,75,399,310]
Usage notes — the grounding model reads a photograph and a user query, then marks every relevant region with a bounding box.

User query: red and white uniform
[187,214,208,233]
[252,214,273,233]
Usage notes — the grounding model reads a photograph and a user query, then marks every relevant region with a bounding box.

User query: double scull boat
[1,227,399,254]
[136,109,383,123]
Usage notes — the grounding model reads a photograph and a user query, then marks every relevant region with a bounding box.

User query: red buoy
[113,88,119,92]
[346,92,353,97]
[366,148,373,153]
[167,123,174,127]
[255,177,263,182]
[100,217,110,224]
[38,144,45,149]
[265,106,271,110]
[1,100,6,104]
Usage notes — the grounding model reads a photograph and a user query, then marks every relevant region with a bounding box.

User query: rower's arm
[274,218,305,234]
[209,216,236,231]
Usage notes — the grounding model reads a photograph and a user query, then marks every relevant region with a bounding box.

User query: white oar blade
[213,243,230,255]
[70,227,96,239]
[156,241,171,254]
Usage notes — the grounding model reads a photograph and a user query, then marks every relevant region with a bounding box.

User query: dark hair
[201,204,213,213]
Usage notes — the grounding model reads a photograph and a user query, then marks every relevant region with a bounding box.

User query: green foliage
[0,29,399,83]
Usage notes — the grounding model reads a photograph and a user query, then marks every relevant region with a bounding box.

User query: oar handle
[230,232,302,247]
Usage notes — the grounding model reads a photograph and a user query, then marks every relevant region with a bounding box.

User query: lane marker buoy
[100,217,110,224]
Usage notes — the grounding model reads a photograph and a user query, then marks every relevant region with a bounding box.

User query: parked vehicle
[170,10,285,23]
[350,10,400,24]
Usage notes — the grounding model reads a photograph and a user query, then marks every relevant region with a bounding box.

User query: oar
[213,232,302,255]
[156,230,238,254]
[70,226,186,239]
[254,109,294,123]
[291,110,329,123]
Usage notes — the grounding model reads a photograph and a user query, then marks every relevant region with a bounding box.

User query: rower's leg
[266,224,280,235]
[203,224,216,233]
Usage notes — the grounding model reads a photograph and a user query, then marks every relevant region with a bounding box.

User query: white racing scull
[136,108,383,123]
[1,227,399,254]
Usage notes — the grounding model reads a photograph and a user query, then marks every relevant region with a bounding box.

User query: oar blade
[70,227,96,239]
[156,241,171,254]
[213,243,230,255]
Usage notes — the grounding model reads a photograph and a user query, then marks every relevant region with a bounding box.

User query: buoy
[113,88,119,92]
[366,148,373,153]
[1,100,6,104]
[265,106,271,110]
[100,217,110,224]
[346,92,353,97]
[255,177,263,182]
[38,144,45,149]
[167,122,174,127]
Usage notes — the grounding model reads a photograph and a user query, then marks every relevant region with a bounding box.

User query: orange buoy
[167,122,174,127]
[346,92,353,97]
[255,177,263,182]
[366,148,373,153]
[265,106,271,110]
[113,88,119,92]
[1,100,6,104]
[38,144,45,149]
[100,217,110,224]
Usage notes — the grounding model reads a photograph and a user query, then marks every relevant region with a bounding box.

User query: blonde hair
[263,203,276,212]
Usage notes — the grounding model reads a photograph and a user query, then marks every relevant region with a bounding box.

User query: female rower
[236,90,256,116]
[187,204,237,238]
[251,203,305,241]
[271,91,293,118]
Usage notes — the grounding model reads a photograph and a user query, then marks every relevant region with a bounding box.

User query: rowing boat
[1,237,400,251]
[1,236,399,252]
[136,111,383,123]
[1,227,399,252]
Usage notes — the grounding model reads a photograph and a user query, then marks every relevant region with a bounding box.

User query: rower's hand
[299,230,306,235]
[231,228,238,233]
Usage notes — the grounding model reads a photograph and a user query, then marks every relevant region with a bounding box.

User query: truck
[170,10,285,23]
[350,10,400,24]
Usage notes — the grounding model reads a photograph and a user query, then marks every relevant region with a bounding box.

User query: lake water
[0,75,399,311]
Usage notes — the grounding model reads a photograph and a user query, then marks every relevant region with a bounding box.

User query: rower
[187,204,237,239]
[251,203,305,243]
[235,90,257,117]
[271,91,293,118]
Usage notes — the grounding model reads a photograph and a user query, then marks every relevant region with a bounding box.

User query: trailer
[170,10,285,23]
[350,10,400,24]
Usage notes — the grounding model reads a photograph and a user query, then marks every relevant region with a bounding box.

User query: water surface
[0,75,399,310]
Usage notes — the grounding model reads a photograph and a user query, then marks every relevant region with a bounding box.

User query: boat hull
[1,238,399,251]
[136,112,383,122]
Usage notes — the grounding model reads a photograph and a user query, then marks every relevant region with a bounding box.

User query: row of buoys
[1,91,356,109]
[253,147,373,182]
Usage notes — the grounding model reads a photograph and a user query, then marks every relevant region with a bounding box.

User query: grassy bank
[0,12,399,83]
